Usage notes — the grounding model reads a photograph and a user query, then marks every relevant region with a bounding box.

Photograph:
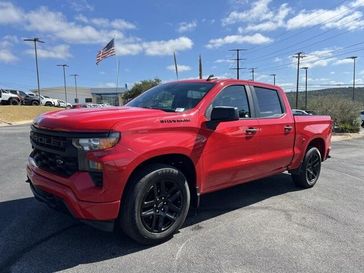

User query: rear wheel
[9,98,20,105]
[31,100,39,106]
[120,164,190,245]
[45,101,53,106]
[292,147,322,188]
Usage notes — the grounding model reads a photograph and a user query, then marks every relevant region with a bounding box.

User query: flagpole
[116,57,120,92]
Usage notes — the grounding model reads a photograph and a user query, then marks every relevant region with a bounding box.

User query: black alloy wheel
[120,163,190,245]
[292,146,322,188]
[140,180,183,233]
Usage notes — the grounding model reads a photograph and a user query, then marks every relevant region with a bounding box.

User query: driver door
[202,85,261,192]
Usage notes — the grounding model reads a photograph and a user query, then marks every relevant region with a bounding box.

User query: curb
[0,120,33,127]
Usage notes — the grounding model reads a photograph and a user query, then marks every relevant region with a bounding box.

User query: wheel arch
[307,137,325,160]
[121,153,199,208]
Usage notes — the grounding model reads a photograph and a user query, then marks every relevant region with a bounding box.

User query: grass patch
[0,106,61,123]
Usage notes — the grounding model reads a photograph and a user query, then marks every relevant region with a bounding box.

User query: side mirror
[211,106,239,121]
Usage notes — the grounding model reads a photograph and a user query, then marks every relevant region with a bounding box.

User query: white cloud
[0,49,18,63]
[222,0,273,25]
[206,33,272,48]
[143,37,193,56]
[225,0,364,33]
[334,58,355,65]
[214,59,234,64]
[297,49,336,68]
[166,64,191,72]
[177,21,197,33]
[26,44,72,59]
[116,43,143,56]
[0,35,18,63]
[0,2,24,24]
[241,3,291,32]
[68,0,94,12]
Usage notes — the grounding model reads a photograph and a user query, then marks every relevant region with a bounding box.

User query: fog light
[88,160,103,171]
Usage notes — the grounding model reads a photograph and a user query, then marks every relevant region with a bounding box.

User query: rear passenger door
[252,86,295,174]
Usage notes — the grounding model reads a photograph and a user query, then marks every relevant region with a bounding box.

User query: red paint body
[27,79,332,223]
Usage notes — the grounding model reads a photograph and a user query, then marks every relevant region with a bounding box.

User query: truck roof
[166,78,282,91]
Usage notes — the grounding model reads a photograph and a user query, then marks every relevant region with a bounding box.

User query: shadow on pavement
[0,173,301,273]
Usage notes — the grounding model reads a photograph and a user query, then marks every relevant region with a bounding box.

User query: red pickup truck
[27,79,332,244]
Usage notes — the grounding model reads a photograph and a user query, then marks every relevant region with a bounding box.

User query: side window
[254,87,283,117]
[85,98,92,103]
[211,85,250,118]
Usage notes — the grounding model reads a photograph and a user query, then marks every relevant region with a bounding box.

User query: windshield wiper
[142,107,175,112]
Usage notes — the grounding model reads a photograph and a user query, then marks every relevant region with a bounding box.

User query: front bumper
[27,162,120,231]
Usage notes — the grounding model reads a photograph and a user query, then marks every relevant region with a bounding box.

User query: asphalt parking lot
[0,125,363,273]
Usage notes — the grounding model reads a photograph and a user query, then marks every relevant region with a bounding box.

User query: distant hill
[286,87,364,109]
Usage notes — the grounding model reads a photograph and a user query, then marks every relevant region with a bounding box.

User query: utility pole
[198,55,203,79]
[270,73,276,85]
[346,56,357,101]
[249,68,256,81]
[24,38,44,105]
[229,48,246,79]
[57,64,69,105]
[293,52,305,109]
[301,67,308,110]
[70,74,79,103]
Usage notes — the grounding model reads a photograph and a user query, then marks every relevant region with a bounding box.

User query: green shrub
[307,96,362,133]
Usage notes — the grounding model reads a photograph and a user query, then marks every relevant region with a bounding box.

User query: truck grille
[31,149,78,177]
[30,126,79,177]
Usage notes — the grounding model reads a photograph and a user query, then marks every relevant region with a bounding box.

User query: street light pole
[70,74,79,103]
[301,67,308,110]
[346,56,357,101]
[57,64,69,105]
[270,73,276,85]
[24,38,44,105]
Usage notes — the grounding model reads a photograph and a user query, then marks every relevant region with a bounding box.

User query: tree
[122,78,161,102]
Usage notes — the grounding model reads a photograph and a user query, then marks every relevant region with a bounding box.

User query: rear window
[254,87,284,117]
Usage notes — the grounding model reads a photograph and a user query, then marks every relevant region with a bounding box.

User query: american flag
[96,39,116,65]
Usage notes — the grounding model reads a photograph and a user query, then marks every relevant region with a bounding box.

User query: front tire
[292,147,322,188]
[120,164,190,245]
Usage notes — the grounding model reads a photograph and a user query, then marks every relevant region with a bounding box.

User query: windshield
[127,82,215,112]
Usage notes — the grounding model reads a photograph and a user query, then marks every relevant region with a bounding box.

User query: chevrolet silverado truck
[27,79,332,244]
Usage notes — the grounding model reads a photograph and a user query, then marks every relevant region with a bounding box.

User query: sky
[1,0,364,92]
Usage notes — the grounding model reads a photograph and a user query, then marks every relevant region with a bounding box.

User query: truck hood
[33,106,170,132]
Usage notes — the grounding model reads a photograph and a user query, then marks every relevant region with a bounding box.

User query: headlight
[72,132,120,151]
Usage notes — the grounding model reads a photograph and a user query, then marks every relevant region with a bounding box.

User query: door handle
[284,125,293,132]
[245,127,258,135]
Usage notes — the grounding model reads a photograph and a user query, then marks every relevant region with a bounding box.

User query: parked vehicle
[292,109,312,116]
[40,95,58,107]
[360,110,364,127]
[0,89,21,105]
[57,100,72,108]
[8,89,27,104]
[27,79,333,244]
[24,93,40,106]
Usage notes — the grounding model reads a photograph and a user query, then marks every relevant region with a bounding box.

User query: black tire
[45,101,53,106]
[292,147,322,188]
[120,163,190,245]
[31,100,39,106]
[9,98,20,105]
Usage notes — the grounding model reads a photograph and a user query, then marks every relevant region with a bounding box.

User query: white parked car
[57,100,72,108]
[40,95,58,106]
[0,89,21,105]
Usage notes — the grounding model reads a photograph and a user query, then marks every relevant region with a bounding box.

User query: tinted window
[211,85,250,118]
[254,87,283,117]
[85,98,92,103]
[10,90,17,95]
[127,82,215,112]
